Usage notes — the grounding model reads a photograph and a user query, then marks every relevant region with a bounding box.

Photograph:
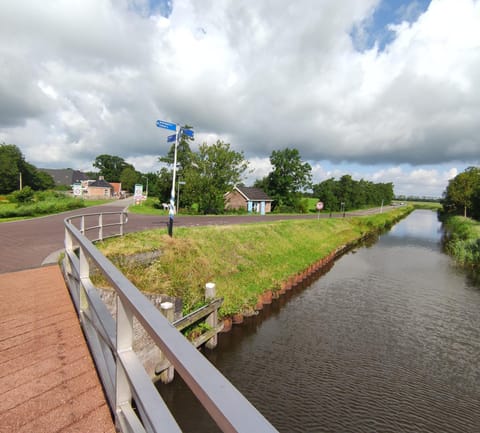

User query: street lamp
[177,181,186,214]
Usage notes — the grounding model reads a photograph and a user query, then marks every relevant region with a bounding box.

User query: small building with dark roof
[224,186,273,214]
[39,168,88,187]
[86,177,113,199]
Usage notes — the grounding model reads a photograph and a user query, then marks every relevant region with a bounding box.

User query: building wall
[86,186,112,199]
[224,190,272,213]
[225,191,248,210]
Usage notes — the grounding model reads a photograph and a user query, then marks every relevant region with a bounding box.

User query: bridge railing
[63,211,278,433]
[66,211,128,242]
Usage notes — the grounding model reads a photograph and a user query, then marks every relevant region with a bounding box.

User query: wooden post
[205,282,218,349]
[158,301,175,383]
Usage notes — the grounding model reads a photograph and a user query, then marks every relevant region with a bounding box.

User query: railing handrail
[63,212,278,433]
[66,211,128,241]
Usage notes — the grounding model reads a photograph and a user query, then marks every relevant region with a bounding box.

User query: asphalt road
[0,198,390,274]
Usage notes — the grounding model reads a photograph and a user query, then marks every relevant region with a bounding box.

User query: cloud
[0,0,479,198]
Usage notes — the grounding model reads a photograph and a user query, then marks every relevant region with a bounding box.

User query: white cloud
[0,0,479,198]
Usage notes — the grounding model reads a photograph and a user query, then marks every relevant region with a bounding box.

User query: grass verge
[0,197,113,222]
[443,216,480,268]
[97,206,413,317]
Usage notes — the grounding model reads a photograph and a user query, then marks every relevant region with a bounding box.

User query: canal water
[158,210,480,432]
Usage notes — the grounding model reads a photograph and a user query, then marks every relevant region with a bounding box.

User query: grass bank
[443,216,480,268]
[97,206,413,317]
[0,194,113,222]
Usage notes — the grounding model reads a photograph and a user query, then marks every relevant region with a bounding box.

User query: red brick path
[0,266,115,433]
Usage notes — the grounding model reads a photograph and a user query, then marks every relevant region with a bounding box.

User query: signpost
[156,119,195,236]
[156,120,177,131]
[134,184,143,205]
[316,201,324,219]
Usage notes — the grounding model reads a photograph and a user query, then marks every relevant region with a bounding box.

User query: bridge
[0,207,278,433]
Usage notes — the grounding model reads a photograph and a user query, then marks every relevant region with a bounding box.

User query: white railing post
[115,296,134,431]
[205,282,218,349]
[159,302,175,383]
[120,212,124,236]
[99,213,103,240]
[79,247,90,313]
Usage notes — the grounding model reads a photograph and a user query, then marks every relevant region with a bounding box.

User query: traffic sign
[156,120,177,131]
[167,134,176,143]
[182,128,194,138]
[316,201,324,211]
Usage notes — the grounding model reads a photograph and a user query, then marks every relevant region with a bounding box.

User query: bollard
[205,283,218,349]
[158,301,175,383]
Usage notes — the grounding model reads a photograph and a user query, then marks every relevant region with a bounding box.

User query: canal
[159,210,480,432]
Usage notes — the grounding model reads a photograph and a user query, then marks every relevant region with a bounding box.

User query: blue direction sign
[156,120,177,131]
[181,128,194,138]
[167,134,176,143]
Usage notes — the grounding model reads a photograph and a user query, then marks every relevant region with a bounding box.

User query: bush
[10,186,34,204]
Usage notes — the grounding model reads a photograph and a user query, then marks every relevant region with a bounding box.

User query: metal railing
[66,211,128,241]
[63,211,278,433]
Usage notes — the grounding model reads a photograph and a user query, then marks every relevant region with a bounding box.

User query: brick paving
[0,266,116,433]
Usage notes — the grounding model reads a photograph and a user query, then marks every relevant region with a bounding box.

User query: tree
[443,167,480,217]
[0,143,54,194]
[93,154,133,182]
[312,176,393,211]
[264,148,312,210]
[183,140,249,214]
[0,144,23,194]
[312,178,339,211]
[120,166,141,192]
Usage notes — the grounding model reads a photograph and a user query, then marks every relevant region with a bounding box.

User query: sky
[1,0,479,198]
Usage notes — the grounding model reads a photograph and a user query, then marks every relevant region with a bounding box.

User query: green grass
[127,198,168,215]
[443,216,480,267]
[97,206,412,317]
[407,201,442,211]
[0,195,113,222]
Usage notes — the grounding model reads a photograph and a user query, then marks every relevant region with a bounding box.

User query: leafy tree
[312,178,340,211]
[120,166,141,192]
[263,148,312,210]
[183,140,249,214]
[93,154,134,182]
[140,172,161,198]
[443,167,480,217]
[31,168,55,190]
[313,176,393,211]
[156,167,174,204]
[0,144,23,193]
[0,143,54,193]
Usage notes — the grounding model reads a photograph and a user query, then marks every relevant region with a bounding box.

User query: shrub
[10,186,34,204]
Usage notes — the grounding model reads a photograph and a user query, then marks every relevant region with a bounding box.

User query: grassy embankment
[443,215,480,268]
[97,205,413,317]
[0,192,113,222]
